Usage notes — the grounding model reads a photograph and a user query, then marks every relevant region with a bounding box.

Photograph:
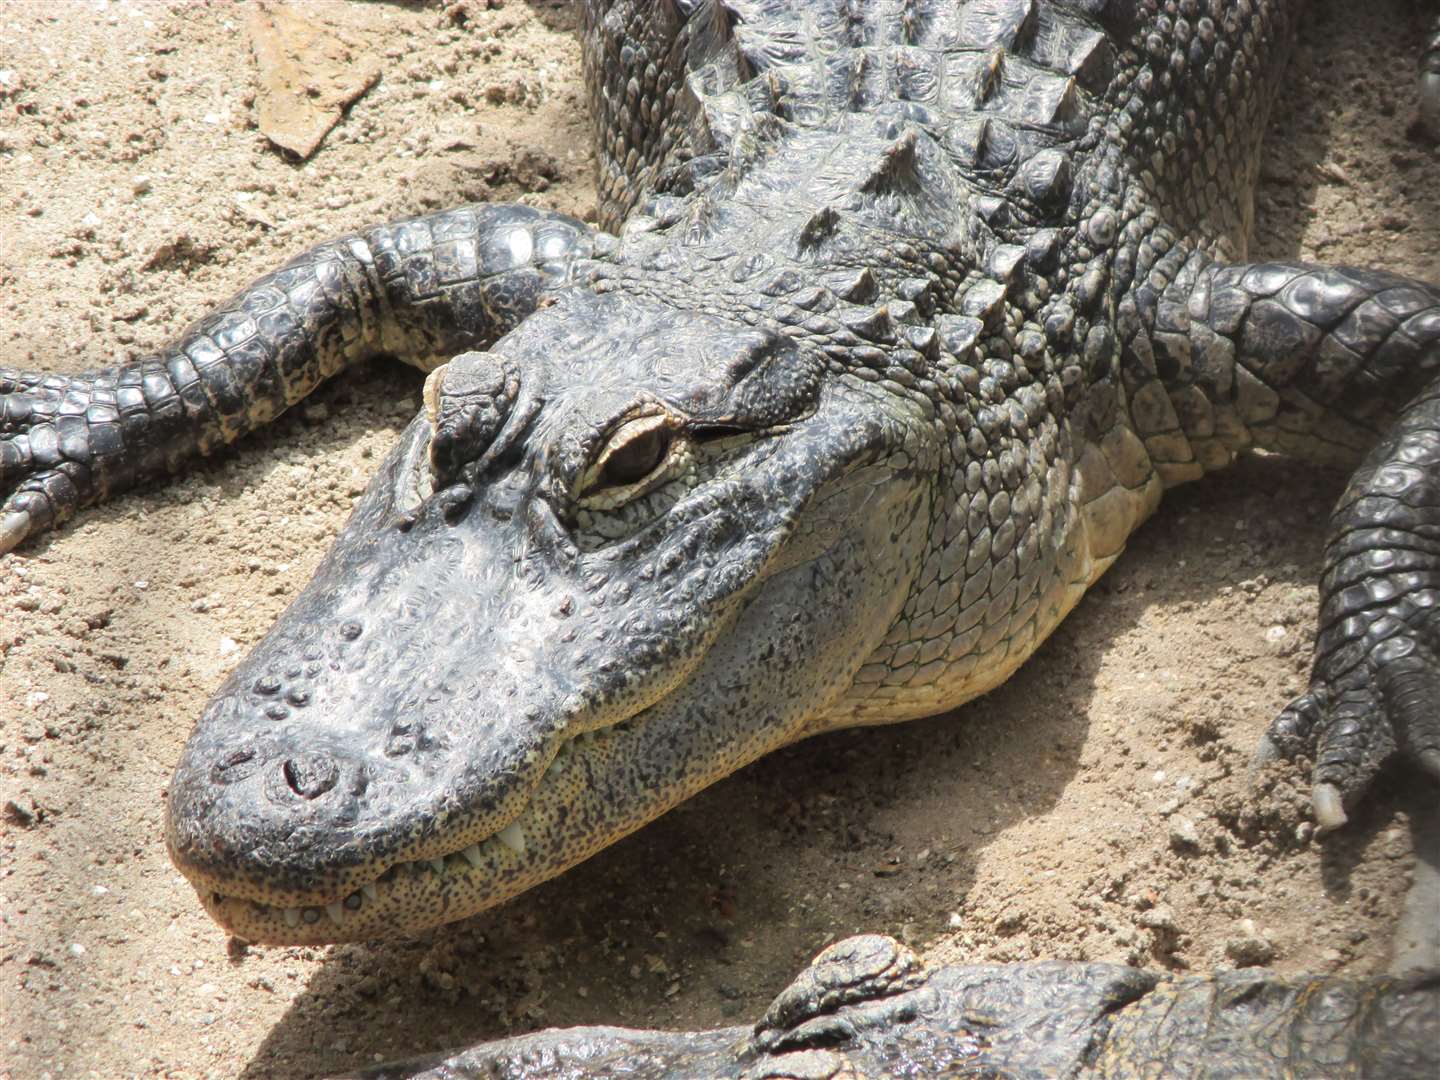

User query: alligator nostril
[282,755,339,799]
[211,746,262,785]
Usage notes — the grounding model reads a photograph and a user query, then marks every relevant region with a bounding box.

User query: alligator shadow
[231,452,1423,1079]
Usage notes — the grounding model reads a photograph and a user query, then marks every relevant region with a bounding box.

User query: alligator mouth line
[196,722,629,943]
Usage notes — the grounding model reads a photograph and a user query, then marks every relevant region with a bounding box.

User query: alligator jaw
[190,721,645,945]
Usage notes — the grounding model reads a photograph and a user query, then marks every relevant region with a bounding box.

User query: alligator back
[582,0,1299,257]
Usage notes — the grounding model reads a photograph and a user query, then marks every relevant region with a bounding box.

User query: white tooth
[497,822,526,854]
[284,908,301,928]
[428,858,446,875]
[362,883,379,901]
[325,902,344,925]
[461,844,484,867]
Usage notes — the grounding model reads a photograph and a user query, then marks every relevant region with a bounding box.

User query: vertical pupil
[603,428,667,486]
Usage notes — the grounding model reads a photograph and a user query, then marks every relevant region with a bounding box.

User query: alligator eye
[578,413,679,505]
[598,424,669,488]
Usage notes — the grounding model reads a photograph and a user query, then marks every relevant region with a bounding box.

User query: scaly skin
[354,936,1440,1080]
[2,1,1438,967]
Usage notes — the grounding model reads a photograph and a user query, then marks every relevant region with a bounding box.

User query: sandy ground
[2,1,1438,1077]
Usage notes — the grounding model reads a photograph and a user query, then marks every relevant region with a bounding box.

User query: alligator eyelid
[575,411,683,501]
[690,423,749,442]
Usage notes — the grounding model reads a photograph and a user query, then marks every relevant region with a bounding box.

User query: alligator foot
[1257,375,1440,832]
[1,368,111,552]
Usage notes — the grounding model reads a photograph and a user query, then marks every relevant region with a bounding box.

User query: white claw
[1313,782,1348,832]
[497,822,526,855]
[461,844,484,868]
[361,882,379,902]
[325,901,344,925]
[283,907,301,929]
[427,858,446,875]
[0,510,30,554]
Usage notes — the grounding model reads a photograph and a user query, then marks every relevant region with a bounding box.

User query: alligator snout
[165,429,572,913]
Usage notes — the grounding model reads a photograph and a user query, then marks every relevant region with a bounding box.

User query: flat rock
[247,1,381,160]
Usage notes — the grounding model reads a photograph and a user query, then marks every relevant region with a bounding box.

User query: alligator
[353,934,1439,1080]
[2,0,1439,1064]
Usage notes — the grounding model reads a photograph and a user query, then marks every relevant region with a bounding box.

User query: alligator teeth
[461,844,484,868]
[362,882,379,902]
[284,907,301,928]
[497,822,526,854]
[325,901,344,925]
[427,858,446,875]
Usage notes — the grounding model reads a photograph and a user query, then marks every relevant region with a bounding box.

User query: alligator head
[166,289,937,942]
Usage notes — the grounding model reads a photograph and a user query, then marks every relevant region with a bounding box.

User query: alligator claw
[1263,638,1439,831]
[1312,781,1347,833]
[1423,747,1440,781]
[0,509,31,555]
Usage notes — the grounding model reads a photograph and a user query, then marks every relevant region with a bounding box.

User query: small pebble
[218,637,239,656]
[1168,816,1200,850]
[1225,919,1276,966]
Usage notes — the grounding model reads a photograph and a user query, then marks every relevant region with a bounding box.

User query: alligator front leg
[0,204,595,552]
[1266,375,1440,825]
[1126,255,1440,826]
